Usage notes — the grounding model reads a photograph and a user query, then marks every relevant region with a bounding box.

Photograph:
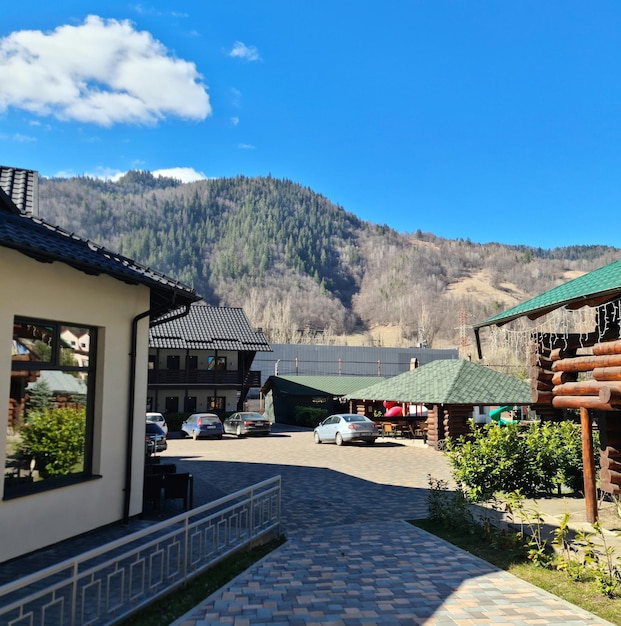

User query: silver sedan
[314,414,379,446]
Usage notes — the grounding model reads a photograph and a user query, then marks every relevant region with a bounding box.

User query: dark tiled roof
[0,195,199,312]
[150,303,272,352]
[345,359,531,406]
[0,166,38,215]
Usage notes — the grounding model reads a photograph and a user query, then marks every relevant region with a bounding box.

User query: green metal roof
[262,375,385,397]
[475,257,621,329]
[343,359,531,405]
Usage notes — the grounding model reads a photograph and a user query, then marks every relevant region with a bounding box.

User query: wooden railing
[148,369,261,387]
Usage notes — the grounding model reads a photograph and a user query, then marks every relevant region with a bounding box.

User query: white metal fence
[0,475,281,626]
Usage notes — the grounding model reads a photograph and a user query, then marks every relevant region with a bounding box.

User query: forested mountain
[38,172,621,354]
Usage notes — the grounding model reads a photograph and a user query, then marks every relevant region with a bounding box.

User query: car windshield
[146,414,163,422]
[343,415,367,423]
[203,417,220,424]
[146,423,163,434]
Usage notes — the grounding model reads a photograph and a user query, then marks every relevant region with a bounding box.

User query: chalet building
[0,165,200,563]
[148,304,272,415]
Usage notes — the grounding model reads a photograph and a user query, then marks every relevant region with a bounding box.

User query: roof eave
[474,291,621,331]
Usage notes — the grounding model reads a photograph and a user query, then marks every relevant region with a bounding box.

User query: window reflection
[6,319,94,497]
[12,322,54,363]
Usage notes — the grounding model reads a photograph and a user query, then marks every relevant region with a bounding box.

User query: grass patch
[411,519,621,626]
[120,535,286,626]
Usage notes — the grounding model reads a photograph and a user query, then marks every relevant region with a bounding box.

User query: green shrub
[292,406,328,428]
[17,408,86,479]
[445,420,597,501]
[164,412,190,432]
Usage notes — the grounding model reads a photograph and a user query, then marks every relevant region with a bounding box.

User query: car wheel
[314,432,321,444]
[192,430,198,440]
[335,432,343,446]
[218,434,223,440]
[366,439,376,445]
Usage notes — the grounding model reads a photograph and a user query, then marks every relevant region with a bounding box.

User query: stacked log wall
[597,412,621,495]
[531,333,621,495]
[426,405,441,450]
[444,405,472,441]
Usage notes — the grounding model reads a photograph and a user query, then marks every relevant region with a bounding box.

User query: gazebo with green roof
[344,359,531,449]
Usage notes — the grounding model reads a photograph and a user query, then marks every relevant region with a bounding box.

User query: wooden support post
[581,407,598,524]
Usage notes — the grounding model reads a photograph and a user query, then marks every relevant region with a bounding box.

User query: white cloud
[0,15,210,126]
[55,166,207,182]
[229,41,261,62]
[238,143,255,150]
[152,167,207,182]
[51,166,123,180]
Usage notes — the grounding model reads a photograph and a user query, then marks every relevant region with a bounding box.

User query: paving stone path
[166,427,614,626]
[1,425,615,625]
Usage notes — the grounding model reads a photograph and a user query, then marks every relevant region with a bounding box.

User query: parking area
[161,424,454,531]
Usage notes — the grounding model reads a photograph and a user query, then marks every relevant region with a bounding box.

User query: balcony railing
[148,369,261,387]
[0,476,281,626]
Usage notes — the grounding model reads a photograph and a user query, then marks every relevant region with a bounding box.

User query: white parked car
[146,412,168,435]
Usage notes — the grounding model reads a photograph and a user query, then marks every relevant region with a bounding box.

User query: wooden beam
[593,366,621,381]
[599,386,621,405]
[551,396,616,411]
[552,353,621,373]
[531,390,553,404]
[552,381,605,396]
[581,407,598,524]
[551,371,574,386]
[594,340,621,356]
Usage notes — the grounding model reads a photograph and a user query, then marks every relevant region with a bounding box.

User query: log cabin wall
[530,326,621,495]
[426,405,441,449]
[444,405,472,441]
[426,404,472,449]
[598,412,621,495]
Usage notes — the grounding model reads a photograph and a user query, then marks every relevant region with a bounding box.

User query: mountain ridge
[37,171,621,354]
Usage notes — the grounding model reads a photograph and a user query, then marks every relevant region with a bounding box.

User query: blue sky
[2,2,621,249]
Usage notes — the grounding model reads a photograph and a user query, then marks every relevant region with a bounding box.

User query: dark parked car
[181,413,223,440]
[145,422,167,454]
[314,414,378,445]
[223,412,271,437]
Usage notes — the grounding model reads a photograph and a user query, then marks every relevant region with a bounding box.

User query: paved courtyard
[162,425,453,532]
[162,426,614,626]
[1,425,615,625]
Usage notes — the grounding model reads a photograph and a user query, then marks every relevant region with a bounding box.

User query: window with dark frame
[207,356,226,371]
[208,396,224,410]
[5,317,96,498]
